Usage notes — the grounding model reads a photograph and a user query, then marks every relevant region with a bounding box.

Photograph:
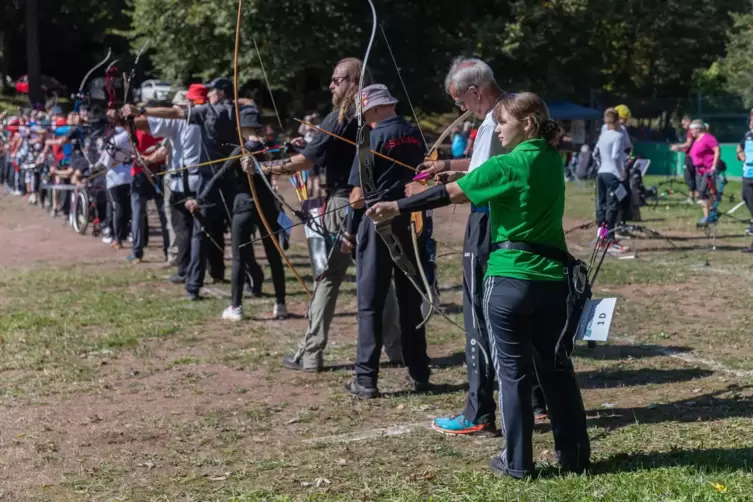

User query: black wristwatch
[139,106,146,115]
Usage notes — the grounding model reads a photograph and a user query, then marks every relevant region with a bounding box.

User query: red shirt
[52,144,64,163]
[131,130,161,176]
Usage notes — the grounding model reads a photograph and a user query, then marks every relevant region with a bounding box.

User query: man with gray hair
[420,57,547,435]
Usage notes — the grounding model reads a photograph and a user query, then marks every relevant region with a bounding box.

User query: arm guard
[397,184,452,214]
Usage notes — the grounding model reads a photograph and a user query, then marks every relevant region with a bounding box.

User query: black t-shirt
[187,100,236,163]
[301,107,358,195]
[197,140,274,214]
[348,116,424,201]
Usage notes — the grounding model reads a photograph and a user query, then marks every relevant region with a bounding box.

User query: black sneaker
[489,454,531,479]
[186,291,203,301]
[169,274,186,284]
[211,277,229,285]
[405,374,430,392]
[344,378,379,399]
[556,450,590,474]
[282,355,321,373]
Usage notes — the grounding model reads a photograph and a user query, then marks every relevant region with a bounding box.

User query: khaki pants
[294,195,401,369]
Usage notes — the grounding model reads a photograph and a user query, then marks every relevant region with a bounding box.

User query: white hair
[689,119,705,131]
[444,57,496,95]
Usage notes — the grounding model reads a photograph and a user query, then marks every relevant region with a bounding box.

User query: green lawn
[1,183,753,501]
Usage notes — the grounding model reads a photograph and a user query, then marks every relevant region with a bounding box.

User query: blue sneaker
[697,216,709,227]
[126,254,142,263]
[431,414,496,436]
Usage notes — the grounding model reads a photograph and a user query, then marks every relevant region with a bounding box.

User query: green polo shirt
[457,138,566,282]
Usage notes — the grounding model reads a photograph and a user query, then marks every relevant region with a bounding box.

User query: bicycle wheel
[72,189,90,235]
[90,196,101,237]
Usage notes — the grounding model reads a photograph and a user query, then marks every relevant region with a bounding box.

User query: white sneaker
[273,303,288,319]
[222,305,242,322]
[101,236,113,244]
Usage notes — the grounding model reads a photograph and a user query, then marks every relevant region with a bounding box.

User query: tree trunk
[0,32,6,95]
[25,0,42,107]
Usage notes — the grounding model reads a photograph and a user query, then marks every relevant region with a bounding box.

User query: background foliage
[2,0,753,119]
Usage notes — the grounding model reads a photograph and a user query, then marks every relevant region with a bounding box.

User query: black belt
[490,240,572,265]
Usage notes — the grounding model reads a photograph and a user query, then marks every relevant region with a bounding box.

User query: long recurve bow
[379,23,436,328]
[122,39,160,193]
[357,0,464,332]
[233,0,312,299]
[248,37,329,241]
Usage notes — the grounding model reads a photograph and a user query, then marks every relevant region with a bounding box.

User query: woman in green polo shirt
[367,92,589,478]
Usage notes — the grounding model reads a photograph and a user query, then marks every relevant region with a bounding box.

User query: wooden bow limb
[234,0,311,299]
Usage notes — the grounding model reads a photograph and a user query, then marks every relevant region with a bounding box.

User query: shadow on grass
[380,382,469,398]
[587,384,753,429]
[440,303,463,315]
[578,367,714,389]
[574,343,692,360]
[438,283,463,294]
[319,351,467,373]
[590,446,753,474]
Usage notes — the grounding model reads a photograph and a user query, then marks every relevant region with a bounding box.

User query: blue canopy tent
[546,100,602,120]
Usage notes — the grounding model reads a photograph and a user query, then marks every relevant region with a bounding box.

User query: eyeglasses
[330,76,348,85]
[453,86,476,108]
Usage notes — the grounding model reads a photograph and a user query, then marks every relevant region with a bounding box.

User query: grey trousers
[293,195,401,369]
[163,174,179,262]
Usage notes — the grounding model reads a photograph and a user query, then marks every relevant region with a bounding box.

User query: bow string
[234,0,312,299]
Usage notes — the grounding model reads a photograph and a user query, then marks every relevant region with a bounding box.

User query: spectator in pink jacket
[688,119,720,225]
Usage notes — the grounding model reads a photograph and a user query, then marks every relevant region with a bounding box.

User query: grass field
[1,176,753,501]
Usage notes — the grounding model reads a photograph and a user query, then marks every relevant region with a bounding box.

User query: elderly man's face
[449,84,484,120]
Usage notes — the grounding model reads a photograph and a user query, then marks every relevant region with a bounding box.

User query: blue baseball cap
[206,77,233,94]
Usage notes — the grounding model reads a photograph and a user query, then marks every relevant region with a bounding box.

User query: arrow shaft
[294,119,418,172]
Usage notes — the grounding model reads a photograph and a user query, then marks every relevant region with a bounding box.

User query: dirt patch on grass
[0,194,125,269]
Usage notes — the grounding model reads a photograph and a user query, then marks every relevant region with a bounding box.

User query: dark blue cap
[206,77,233,94]
[239,105,262,128]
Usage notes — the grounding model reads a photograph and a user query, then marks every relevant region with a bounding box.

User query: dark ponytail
[541,120,563,148]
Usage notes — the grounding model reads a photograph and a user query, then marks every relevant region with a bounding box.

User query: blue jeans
[130,172,168,258]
